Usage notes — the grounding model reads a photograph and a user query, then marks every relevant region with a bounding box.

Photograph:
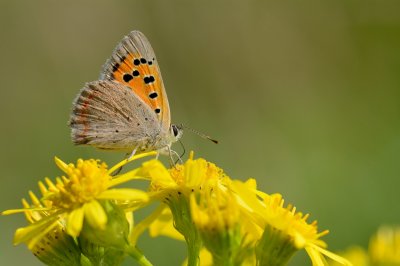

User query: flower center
[51,159,111,209]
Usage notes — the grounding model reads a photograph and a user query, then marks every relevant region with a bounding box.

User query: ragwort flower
[2,152,154,250]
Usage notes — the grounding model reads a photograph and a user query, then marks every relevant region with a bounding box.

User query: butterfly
[69,31,183,158]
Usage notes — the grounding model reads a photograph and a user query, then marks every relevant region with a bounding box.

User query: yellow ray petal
[108,170,148,188]
[309,244,353,266]
[97,189,149,201]
[130,204,166,245]
[2,207,50,215]
[13,212,61,246]
[54,157,69,174]
[84,200,107,230]
[107,151,157,175]
[148,205,184,240]
[66,207,84,237]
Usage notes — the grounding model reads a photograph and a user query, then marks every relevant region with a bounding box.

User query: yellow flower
[231,179,352,266]
[190,187,256,265]
[134,152,350,266]
[190,188,240,232]
[369,225,400,265]
[133,152,231,266]
[2,152,154,249]
[13,192,82,265]
[331,225,400,266]
[134,151,229,240]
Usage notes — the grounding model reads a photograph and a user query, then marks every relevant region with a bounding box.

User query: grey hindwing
[69,80,160,150]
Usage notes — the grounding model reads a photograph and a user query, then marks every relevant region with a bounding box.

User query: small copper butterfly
[69,31,183,157]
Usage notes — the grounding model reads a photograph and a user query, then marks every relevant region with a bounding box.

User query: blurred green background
[1,1,400,265]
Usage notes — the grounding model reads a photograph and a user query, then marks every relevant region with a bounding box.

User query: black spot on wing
[123,74,133,82]
[149,92,158,99]
[112,63,120,72]
[144,76,155,84]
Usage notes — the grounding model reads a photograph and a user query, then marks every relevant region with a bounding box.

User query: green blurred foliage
[1,1,400,265]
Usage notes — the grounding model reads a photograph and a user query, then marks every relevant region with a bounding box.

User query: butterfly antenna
[181,125,219,144]
[179,139,186,158]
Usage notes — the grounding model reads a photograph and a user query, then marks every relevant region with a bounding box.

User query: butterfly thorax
[138,124,183,154]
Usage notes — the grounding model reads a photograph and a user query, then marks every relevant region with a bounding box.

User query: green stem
[126,245,153,266]
[213,254,235,266]
[186,237,201,266]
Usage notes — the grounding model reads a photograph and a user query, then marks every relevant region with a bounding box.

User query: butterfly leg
[166,146,183,167]
[111,147,138,176]
[127,146,138,160]
[171,149,183,165]
[110,154,128,176]
[167,146,174,166]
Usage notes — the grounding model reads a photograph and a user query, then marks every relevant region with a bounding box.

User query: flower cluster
[2,152,351,266]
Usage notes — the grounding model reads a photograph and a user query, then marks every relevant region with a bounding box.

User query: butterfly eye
[172,125,179,137]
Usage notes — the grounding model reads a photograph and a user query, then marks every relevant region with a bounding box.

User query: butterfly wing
[100,31,171,131]
[69,80,160,151]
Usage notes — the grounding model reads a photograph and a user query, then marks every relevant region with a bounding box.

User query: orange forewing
[111,53,166,119]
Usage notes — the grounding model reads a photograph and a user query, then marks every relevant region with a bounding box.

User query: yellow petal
[2,207,49,215]
[22,222,60,250]
[97,189,149,201]
[148,206,184,240]
[13,214,60,246]
[308,244,353,266]
[107,151,157,175]
[84,200,107,230]
[130,204,164,244]
[54,157,69,174]
[108,169,144,188]
[67,207,84,237]
[244,178,257,190]
[231,180,266,214]
[140,160,176,187]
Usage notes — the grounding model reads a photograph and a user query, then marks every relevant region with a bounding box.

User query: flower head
[331,225,400,266]
[133,152,351,266]
[3,153,154,249]
[4,151,353,266]
[369,225,400,265]
[14,192,82,266]
[190,188,255,265]
[231,179,352,266]
[134,152,231,265]
[136,152,229,239]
